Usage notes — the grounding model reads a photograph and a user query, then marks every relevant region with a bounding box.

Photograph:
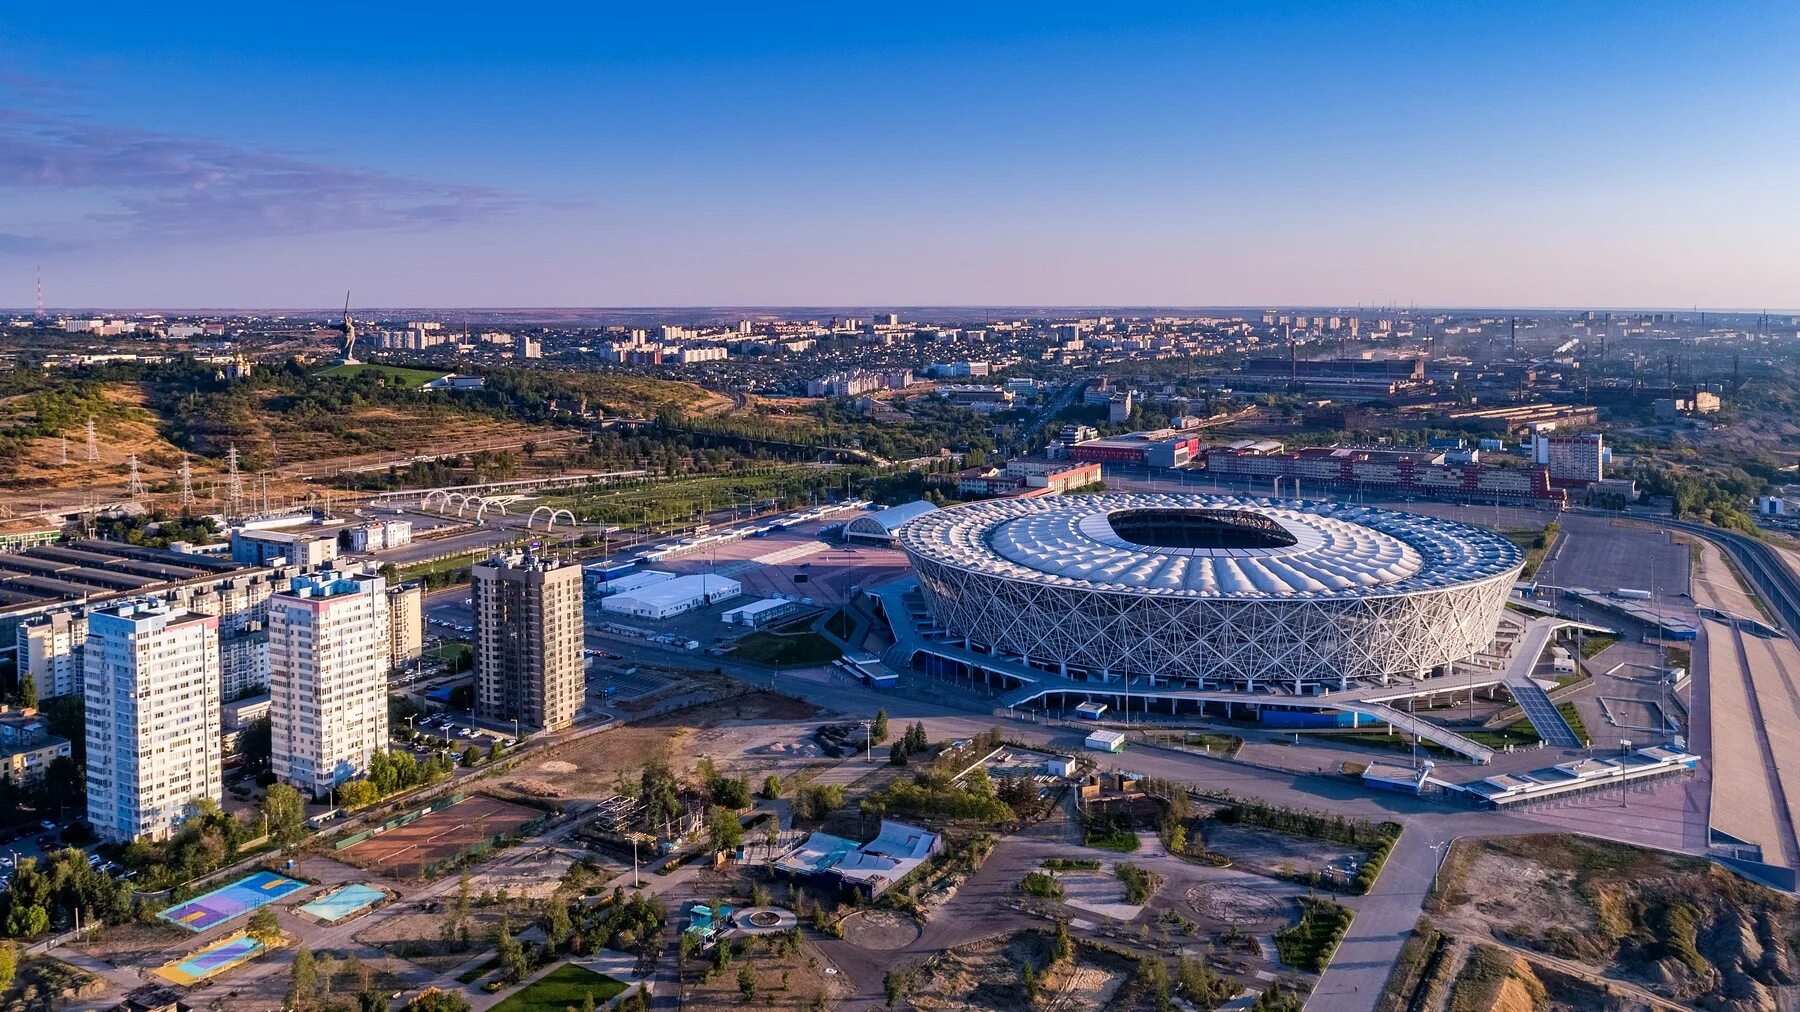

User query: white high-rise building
[17,610,87,699]
[268,571,392,798]
[84,600,222,843]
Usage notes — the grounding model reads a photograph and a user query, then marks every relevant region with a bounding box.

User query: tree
[579,992,596,1012]
[461,746,482,767]
[337,779,380,810]
[544,899,572,953]
[17,674,36,709]
[1021,962,1039,1003]
[248,906,282,946]
[709,808,744,853]
[1136,954,1171,1012]
[1053,920,1073,964]
[442,871,472,949]
[871,709,889,743]
[496,916,529,984]
[1166,823,1189,855]
[263,783,307,847]
[488,740,506,763]
[761,774,782,799]
[287,948,318,1012]
[0,945,15,994]
[403,988,472,1012]
[737,965,758,1001]
[238,715,273,766]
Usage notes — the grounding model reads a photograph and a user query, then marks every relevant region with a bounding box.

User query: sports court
[158,870,309,932]
[339,795,541,878]
[298,883,387,923]
[154,932,266,985]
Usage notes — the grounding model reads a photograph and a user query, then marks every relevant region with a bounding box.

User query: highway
[1653,515,1800,635]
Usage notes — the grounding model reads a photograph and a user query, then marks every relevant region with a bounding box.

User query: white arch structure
[421,489,517,525]
[528,506,576,531]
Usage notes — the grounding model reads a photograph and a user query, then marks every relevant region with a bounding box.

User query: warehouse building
[600,573,741,620]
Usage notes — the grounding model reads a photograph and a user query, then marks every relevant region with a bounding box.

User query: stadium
[890,493,1524,696]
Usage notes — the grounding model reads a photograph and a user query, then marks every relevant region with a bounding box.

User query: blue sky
[3,3,1798,309]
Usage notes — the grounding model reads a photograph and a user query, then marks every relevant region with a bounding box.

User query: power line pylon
[127,455,146,498]
[179,454,196,509]
[85,419,99,462]
[225,445,245,515]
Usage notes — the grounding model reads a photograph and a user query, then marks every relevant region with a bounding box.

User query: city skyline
[4,3,1798,308]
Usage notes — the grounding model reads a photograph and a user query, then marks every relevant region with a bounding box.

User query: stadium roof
[844,500,937,539]
[896,493,1522,601]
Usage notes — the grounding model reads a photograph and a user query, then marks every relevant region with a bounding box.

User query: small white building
[1084,729,1127,753]
[601,574,742,620]
[345,519,413,553]
[720,598,807,629]
[1045,755,1078,777]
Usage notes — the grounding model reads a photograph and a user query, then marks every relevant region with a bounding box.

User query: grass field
[314,363,447,387]
[1274,897,1354,973]
[489,963,628,1012]
[731,630,842,666]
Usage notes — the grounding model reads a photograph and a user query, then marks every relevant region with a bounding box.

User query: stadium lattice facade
[894,493,1524,693]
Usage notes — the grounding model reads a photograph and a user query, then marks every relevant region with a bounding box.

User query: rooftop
[897,493,1523,600]
[0,539,271,615]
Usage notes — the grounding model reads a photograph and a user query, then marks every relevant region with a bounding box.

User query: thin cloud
[0,109,521,242]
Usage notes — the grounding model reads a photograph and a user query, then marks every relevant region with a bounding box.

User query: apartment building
[472,553,584,733]
[387,582,424,671]
[268,571,392,798]
[16,611,85,699]
[0,706,71,787]
[84,601,222,843]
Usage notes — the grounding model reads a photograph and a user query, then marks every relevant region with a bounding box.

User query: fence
[333,792,470,851]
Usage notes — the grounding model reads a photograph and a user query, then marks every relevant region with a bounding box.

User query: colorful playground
[154,932,267,986]
[158,870,309,932]
[299,883,388,924]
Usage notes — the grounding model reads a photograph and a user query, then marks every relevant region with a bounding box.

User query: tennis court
[299,883,387,923]
[155,932,266,985]
[340,795,542,878]
[158,870,309,932]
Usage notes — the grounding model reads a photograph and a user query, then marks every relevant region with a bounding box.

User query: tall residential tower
[472,553,584,733]
[84,601,222,843]
[268,571,392,797]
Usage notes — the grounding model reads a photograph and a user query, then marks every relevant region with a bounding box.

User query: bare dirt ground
[907,931,1131,1012]
[1201,823,1362,879]
[527,691,827,798]
[1430,834,1800,1011]
[1185,879,1297,930]
[66,920,192,969]
[355,908,518,972]
[840,909,923,950]
[676,934,853,1011]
